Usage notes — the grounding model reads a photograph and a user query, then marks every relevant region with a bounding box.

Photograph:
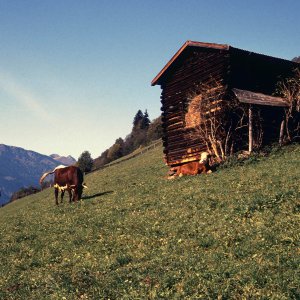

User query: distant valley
[0,144,76,206]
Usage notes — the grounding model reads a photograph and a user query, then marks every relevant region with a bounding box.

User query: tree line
[92,110,162,170]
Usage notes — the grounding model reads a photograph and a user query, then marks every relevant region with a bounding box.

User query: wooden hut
[151,40,299,167]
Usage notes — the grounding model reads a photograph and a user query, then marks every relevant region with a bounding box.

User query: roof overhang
[151,40,229,86]
[232,88,289,107]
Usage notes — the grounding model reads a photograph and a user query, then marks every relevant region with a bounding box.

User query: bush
[10,186,40,202]
[78,151,93,173]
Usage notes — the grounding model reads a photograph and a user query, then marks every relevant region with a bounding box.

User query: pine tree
[141,109,151,129]
[133,110,144,130]
[77,150,93,173]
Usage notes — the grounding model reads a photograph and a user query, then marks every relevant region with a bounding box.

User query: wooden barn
[151,41,299,167]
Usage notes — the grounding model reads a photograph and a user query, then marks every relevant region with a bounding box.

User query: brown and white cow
[40,165,87,205]
[168,152,212,179]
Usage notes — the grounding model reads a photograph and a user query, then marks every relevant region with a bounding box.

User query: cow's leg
[72,187,79,202]
[68,189,72,203]
[61,190,65,203]
[73,191,78,202]
[54,188,59,205]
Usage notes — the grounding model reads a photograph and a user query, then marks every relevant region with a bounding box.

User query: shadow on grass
[82,191,114,200]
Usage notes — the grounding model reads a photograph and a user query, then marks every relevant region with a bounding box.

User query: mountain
[50,154,76,166]
[0,144,63,206]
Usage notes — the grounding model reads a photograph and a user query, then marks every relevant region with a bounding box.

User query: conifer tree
[141,109,151,129]
[133,110,144,129]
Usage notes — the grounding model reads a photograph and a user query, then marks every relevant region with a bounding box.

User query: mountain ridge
[0,144,74,205]
[50,154,76,166]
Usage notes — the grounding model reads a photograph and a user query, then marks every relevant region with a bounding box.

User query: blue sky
[1,0,299,159]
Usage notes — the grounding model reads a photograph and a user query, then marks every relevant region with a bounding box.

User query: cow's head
[199,151,211,163]
[68,183,87,201]
[77,183,88,200]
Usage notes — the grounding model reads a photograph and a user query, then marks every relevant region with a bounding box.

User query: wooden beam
[233,88,289,107]
[249,105,253,153]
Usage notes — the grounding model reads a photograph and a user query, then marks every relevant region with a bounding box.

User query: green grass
[0,144,300,299]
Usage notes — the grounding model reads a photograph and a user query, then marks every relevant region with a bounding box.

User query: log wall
[160,48,230,166]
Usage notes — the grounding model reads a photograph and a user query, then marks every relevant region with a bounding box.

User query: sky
[1,0,300,159]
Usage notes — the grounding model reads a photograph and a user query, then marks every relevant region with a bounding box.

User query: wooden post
[279,119,285,145]
[249,105,253,153]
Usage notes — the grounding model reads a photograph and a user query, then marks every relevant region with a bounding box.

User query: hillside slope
[0,144,299,299]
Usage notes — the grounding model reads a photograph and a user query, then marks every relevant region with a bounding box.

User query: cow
[39,165,87,205]
[168,152,212,179]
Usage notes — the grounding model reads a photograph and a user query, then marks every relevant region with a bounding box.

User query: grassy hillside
[0,144,300,299]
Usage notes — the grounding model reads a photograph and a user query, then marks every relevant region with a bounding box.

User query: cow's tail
[39,165,67,186]
[39,170,56,185]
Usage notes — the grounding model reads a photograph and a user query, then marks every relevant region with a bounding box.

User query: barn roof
[151,41,229,86]
[232,88,289,107]
[151,40,298,86]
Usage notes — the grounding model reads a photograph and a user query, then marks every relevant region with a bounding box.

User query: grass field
[0,144,300,299]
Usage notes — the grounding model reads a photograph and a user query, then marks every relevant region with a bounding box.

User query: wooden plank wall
[160,48,229,166]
